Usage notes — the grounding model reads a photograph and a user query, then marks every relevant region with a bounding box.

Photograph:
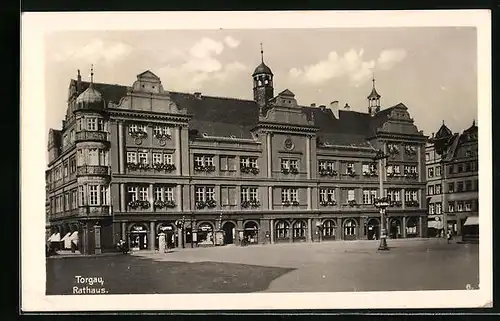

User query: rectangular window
[429,204,435,214]
[165,187,174,201]
[405,190,411,202]
[127,152,137,164]
[64,193,70,210]
[465,162,472,172]
[393,165,400,175]
[448,202,455,213]
[70,157,76,174]
[100,186,108,205]
[411,190,418,201]
[428,167,434,178]
[465,180,472,192]
[88,185,99,206]
[63,162,69,177]
[78,186,84,206]
[290,189,298,202]
[363,190,370,204]
[154,187,164,201]
[436,166,441,177]
[435,184,442,194]
[347,163,354,174]
[249,158,257,168]
[87,118,97,131]
[281,159,290,169]
[77,118,82,131]
[139,187,148,201]
[425,153,430,161]
[319,189,327,202]
[71,190,77,209]
[281,189,290,202]
[370,190,377,204]
[99,150,107,166]
[164,154,173,164]
[220,156,228,171]
[427,185,434,195]
[448,165,454,174]
[138,152,148,164]
[465,201,472,211]
[241,187,250,202]
[289,159,298,170]
[97,119,105,131]
[129,124,138,133]
[195,156,204,167]
[249,187,258,201]
[204,156,214,167]
[327,188,335,201]
[457,201,464,212]
[458,164,463,173]
[347,189,355,201]
[206,187,215,201]
[88,149,98,165]
[240,157,249,168]
[137,124,147,133]
[153,153,162,164]
[362,164,370,174]
[195,187,204,202]
[319,161,327,171]
[457,181,464,192]
[448,183,455,193]
[127,187,137,202]
[436,202,442,214]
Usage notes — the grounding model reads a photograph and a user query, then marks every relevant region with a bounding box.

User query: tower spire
[260,43,264,63]
[372,71,375,88]
[90,64,94,87]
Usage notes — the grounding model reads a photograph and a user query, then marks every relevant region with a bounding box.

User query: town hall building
[46,50,428,254]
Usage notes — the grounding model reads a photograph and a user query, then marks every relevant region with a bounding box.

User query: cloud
[377,49,407,70]
[289,48,407,86]
[53,39,133,63]
[188,37,224,58]
[224,36,240,48]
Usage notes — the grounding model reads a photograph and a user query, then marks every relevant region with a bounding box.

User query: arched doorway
[322,220,336,241]
[197,222,215,246]
[389,218,402,239]
[343,218,357,240]
[366,218,380,240]
[156,222,176,249]
[243,221,259,245]
[292,220,307,242]
[406,217,419,238]
[275,220,290,242]
[129,223,148,250]
[222,221,236,245]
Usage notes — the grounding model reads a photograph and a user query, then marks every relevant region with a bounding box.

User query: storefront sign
[161,226,173,231]
[200,225,212,231]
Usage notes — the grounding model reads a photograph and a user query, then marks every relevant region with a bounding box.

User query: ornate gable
[132,70,165,94]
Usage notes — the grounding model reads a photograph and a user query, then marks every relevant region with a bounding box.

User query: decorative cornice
[253,121,319,134]
[372,131,428,142]
[191,135,260,144]
[107,108,192,123]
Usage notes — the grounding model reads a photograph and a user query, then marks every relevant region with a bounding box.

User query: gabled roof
[278,89,295,97]
[137,70,160,80]
[435,123,453,139]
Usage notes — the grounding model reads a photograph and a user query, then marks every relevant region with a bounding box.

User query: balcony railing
[76,165,109,176]
[78,205,111,216]
[75,131,109,142]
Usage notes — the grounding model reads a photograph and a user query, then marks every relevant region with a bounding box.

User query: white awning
[464,216,479,226]
[428,221,438,229]
[47,233,55,242]
[69,231,79,241]
[51,232,61,242]
[60,232,71,242]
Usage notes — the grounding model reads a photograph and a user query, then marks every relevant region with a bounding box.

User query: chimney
[76,69,82,94]
[319,105,326,111]
[328,100,339,119]
[432,132,435,138]
[194,92,202,100]
[344,102,351,111]
[310,103,316,107]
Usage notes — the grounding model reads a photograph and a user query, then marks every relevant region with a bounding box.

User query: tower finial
[90,64,94,84]
[260,43,264,63]
[372,71,375,88]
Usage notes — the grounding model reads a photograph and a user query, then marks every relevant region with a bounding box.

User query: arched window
[293,221,306,238]
[344,219,357,236]
[322,220,336,237]
[276,220,289,239]
[257,80,262,86]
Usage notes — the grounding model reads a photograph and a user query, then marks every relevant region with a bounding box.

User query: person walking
[447,230,452,244]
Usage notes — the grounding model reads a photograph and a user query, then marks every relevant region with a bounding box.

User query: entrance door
[366,218,380,240]
[129,224,148,250]
[244,221,259,245]
[222,222,235,245]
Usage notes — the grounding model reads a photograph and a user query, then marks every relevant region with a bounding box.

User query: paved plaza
[46,238,479,295]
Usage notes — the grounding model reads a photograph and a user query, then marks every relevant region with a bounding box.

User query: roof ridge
[169,91,255,103]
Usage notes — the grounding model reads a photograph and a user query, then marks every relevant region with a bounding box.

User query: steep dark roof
[367,87,381,99]
[73,80,129,104]
[169,92,260,139]
[435,123,453,139]
[253,62,273,76]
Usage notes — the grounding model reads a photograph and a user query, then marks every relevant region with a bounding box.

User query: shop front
[365,218,380,240]
[243,221,259,245]
[129,223,149,250]
[197,222,215,246]
[405,217,419,238]
[292,220,307,242]
[343,218,357,240]
[321,219,336,241]
[275,220,290,243]
[389,218,403,239]
[156,222,176,250]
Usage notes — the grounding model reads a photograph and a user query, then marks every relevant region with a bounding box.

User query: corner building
[46,57,428,254]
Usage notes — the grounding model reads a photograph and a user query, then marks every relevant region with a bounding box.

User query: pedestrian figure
[447,231,452,244]
[158,232,166,253]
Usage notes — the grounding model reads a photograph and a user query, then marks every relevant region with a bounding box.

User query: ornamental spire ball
[75,65,103,105]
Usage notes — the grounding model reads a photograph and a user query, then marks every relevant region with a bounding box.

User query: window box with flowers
[128,200,150,209]
[195,201,206,209]
[154,200,176,209]
[404,172,418,179]
[129,130,148,139]
[195,164,216,172]
[347,200,357,207]
[153,163,176,172]
[390,201,402,207]
[363,170,377,177]
[205,199,217,208]
[242,200,261,208]
[387,144,400,155]
[281,167,290,174]
[154,132,171,140]
[241,165,260,175]
[127,162,138,171]
[405,145,417,156]
[319,169,338,176]
[405,200,419,207]
[291,200,300,206]
[320,200,337,206]
[348,171,357,178]
[137,162,150,170]
[282,200,291,207]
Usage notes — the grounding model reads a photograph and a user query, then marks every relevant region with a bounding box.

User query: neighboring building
[425,121,478,238]
[46,53,428,254]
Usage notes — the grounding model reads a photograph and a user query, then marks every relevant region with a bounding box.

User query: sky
[44,27,477,139]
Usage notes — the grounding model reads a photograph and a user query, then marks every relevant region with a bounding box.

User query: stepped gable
[169,92,260,139]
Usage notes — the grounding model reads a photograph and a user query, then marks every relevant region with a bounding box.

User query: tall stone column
[94,224,102,255]
[419,216,424,238]
[268,186,273,210]
[402,216,407,238]
[288,224,293,243]
[359,216,366,240]
[336,217,342,240]
[417,146,422,182]
[175,126,181,175]
[120,184,126,212]
[267,132,272,178]
[307,218,312,242]
[401,188,406,209]
[149,184,154,212]
[149,221,155,251]
[307,187,312,210]
[118,122,125,174]
[269,219,275,244]
[176,184,183,211]
[121,222,126,240]
[306,135,311,179]
[456,217,462,236]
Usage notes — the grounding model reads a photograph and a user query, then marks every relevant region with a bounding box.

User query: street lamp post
[373,149,390,251]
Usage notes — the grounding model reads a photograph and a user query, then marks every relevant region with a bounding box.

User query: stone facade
[46,61,428,254]
[425,122,479,238]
